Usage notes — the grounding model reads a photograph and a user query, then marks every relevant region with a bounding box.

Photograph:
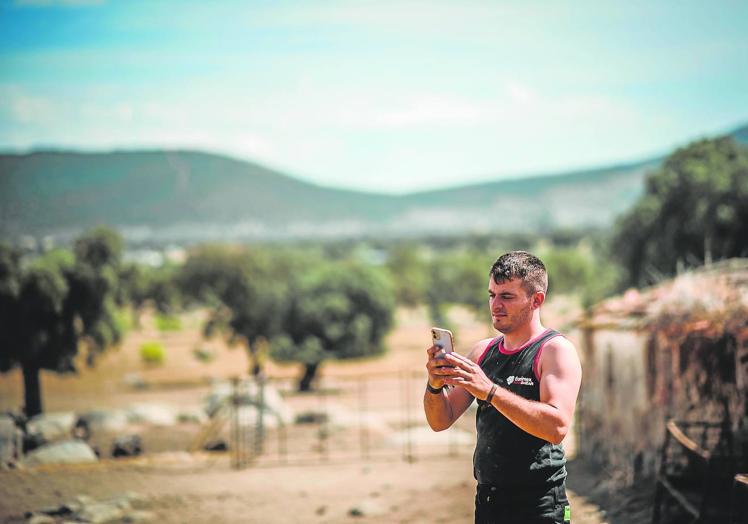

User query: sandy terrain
[0,301,652,523]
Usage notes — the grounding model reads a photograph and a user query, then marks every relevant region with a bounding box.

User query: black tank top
[473,328,567,488]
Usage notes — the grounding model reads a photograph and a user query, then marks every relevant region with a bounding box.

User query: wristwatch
[426,381,445,394]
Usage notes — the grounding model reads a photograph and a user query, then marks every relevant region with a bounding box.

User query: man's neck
[502,316,545,350]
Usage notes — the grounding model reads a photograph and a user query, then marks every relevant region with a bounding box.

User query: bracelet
[426,381,445,394]
[485,383,498,404]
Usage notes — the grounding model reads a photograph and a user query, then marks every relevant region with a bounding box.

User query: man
[424,251,582,524]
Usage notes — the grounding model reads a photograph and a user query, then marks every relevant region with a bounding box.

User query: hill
[1,124,746,243]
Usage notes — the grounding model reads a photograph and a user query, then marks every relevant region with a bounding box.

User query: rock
[126,403,177,426]
[203,439,228,452]
[22,440,98,466]
[204,380,293,424]
[27,412,76,442]
[76,410,130,433]
[0,415,22,466]
[348,499,387,517]
[176,407,207,424]
[111,435,143,458]
[123,373,147,390]
[23,432,47,453]
[77,502,124,523]
[294,411,329,424]
[115,491,149,510]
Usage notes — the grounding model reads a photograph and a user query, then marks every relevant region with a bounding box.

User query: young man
[424,251,582,524]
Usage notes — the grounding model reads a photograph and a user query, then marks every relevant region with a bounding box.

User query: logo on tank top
[506,375,534,386]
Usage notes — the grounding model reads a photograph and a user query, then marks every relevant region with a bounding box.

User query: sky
[1,0,747,193]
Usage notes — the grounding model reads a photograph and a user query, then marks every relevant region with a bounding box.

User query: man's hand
[433,352,494,400]
[425,344,451,389]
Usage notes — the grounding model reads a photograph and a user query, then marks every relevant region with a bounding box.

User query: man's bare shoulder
[539,335,581,373]
[466,337,496,363]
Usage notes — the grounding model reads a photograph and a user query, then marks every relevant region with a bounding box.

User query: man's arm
[423,339,491,432]
[436,337,581,444]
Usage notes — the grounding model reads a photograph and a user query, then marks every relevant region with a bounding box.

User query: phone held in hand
[431,327,454,359]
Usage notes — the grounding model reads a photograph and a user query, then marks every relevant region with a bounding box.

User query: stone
[203,380,293,424]
[0,415,22,466]
[77,502,125,523]
[203,439,228,452]
[348,499,387,517]
[22,440,98,466]
[111,435,143,458]
[27,412,76,442]
[76,410,129,433]
[123,373,147,390]
[126,403,177,426]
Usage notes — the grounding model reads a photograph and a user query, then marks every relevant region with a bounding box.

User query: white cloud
[0,85,57,124]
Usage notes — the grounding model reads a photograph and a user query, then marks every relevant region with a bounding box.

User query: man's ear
[532,291,546,309]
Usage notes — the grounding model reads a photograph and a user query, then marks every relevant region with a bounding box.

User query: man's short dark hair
[489,251,548,295]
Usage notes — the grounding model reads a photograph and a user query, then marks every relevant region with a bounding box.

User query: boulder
[0,415,22,465]
[27,412,76,442]
[111,435,143,458]
[126,403,178,426]
[204,380,293,425]
[22,439,98,466]
[76,410,129,433]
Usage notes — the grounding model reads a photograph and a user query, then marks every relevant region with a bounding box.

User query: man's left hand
[433,352,494,401]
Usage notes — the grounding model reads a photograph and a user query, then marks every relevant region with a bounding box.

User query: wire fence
[209,370,476,470]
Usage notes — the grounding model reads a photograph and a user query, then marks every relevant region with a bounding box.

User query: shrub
[155,313,181,332]
[139,341,166,366]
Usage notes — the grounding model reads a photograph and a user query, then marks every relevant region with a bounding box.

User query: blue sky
[1,0,747,193]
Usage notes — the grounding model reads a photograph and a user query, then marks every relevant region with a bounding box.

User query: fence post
[255,372,265,456]
[230,377,240,469]
[359,376,369,460]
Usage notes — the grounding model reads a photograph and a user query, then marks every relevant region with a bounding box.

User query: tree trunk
[22,363,43,418]
[298,362,320,392]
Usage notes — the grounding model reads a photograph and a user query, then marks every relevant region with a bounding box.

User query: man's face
[487,277,537,333]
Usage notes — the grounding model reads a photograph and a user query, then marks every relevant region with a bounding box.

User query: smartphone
[431,327,454,358]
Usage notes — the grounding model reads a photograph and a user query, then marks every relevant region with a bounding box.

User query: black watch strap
[426,381,445,394]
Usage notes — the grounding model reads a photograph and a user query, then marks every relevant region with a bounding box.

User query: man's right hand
[425,344,451,389]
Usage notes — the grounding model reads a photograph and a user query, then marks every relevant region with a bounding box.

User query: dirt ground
[0,301,654,523]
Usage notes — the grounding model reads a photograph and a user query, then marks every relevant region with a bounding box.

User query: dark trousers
[475,483,571,524]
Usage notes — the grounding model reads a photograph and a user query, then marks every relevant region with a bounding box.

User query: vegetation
[139,341,166,366]
[269,261,395,391]
[155,313,182,332]
[0,227,124,417]
[613,137,748,288]
[176,245,293,376]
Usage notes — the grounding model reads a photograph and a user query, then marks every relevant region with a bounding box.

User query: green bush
[155,313,181,332]
[140,341,166,365]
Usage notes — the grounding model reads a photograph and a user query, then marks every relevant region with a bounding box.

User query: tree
[177,245,290,376]
[613,137,748,288]
[425,250,491,330]
[0,227,124,417]
[385,243,429,307]
[270,261,395,391]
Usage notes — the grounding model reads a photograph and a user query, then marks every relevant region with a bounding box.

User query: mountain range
[1,124,746,244]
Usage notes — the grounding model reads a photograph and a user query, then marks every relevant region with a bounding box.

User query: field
[0,301,652,524]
